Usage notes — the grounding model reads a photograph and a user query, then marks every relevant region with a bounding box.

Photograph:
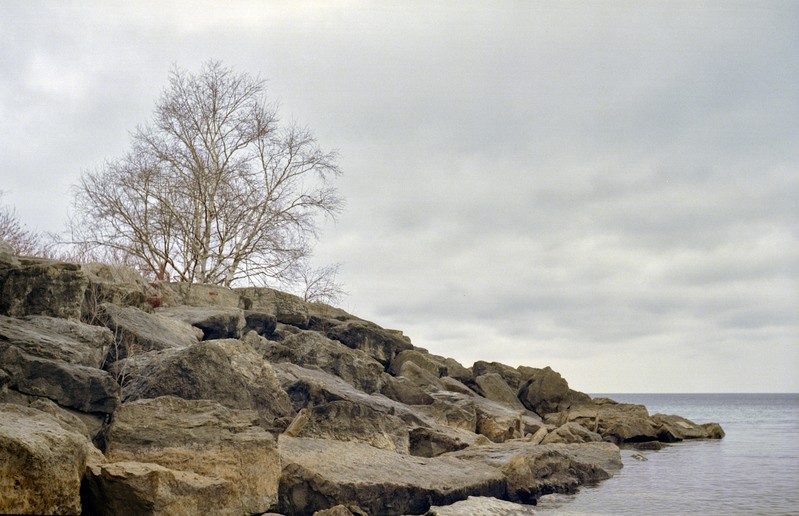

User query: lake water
[535,393,799,515]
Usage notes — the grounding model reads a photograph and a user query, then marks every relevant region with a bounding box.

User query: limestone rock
[82,460,239,516]
[426,496,537,515]
[244,310,277,336]
[278,436,506,515]
[325,321,413,366]
[120,339,294,431]
[238,287,310,327]
[472,361,522,390]
[156,305,246,340]
[440,376,478,396]
[398,360,446,393]
[0,317,119,414]
[518,366,589,416]
[104,396,282,514]
[653,413,726,441]
[97,303,201,362]
[541,421,603,444]
[0,404,91,515]
[81,262,155,313]
[473,373,527,411]
[389,349,446,377]
[447,441,621,504]
[284,400,410,454]
[0,238,18,265]
[0,257,87,319]
[166,282,241,308]
[546,400,660,444]
[258,330,385,394]
[380,374,435,405]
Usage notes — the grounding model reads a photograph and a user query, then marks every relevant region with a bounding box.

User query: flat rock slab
[278,436,506,515]
[156,305,245,340]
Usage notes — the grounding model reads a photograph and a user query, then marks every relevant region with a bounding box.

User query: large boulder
[447,441,621,505]
[165,282,241,308]
[389,349,446,377]
[103,396,282,514]
[238,287,310,327]
[547,398,660,443]
[473,373,527,411]
[517,366,590,416]
[82,460,239,516]
[96,303,201,363]
[0,315,119,415]
[0,404,92,515]
[278,436,506,515]
[81,262,157,315]
[0,256,87,319]
[472,361,522,390]
[255,330,385,394]
[397,360,446,393]
[283,400,410,454]
[653,413,726,441]
[120,339,294,431]
[156,305,246,340]
[325,321,413,366]
[541,422,604,444]
[379,373,435,405]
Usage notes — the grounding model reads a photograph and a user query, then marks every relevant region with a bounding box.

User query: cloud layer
[2,2,797,391]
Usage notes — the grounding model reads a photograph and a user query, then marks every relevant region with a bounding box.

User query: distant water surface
[535,393,799,515]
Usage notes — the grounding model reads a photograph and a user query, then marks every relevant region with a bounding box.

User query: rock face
[0,243,724,514]
[101,396,282,514]
[0,404,90,515]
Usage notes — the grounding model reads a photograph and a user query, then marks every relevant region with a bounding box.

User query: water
[535,393,799,515]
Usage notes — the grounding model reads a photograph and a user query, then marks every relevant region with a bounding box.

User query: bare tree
[290,262,347,304]
[0,191,44,256]
[73,61,343,286]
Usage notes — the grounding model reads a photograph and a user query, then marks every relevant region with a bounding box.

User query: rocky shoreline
[0,240,724,515]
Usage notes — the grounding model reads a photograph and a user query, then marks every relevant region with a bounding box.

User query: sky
[1,1,797,392]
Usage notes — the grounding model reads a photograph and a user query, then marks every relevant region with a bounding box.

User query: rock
[81,262,156,314]
[380,374,435,405]
[408,427,474,458]
[258,330,385,394]
[120,339,294,431]
[238,287,310,327]
[0,314,112,369]
[631,453,648,461]
[398,360,446,393]
[166,282,241,308]
[0,404,91,515]
[0,390,104,442]
[440,376,478,396]
[653,413,726,441]
[82,460,239,516]
[278,436,506,515]
[0,256,87,319]
[518,366,590,416]
[541,421,603,444]
[325,321,413,366]
[389,349,446,377]
[244,310,277,336]
[156,305,246,340]
[472,361,522,390]
[284,400,410,454]
[313,505,363,516]
[104,396,282,514]
[0,239,18,265]
[273,363,427,428]
[0,317,120,414]
[97,303,202,362]
[546,401,660,444]
[440,357,473,384]
[426,496,537,515]
[473,373,527,411]
[447,441,621,504]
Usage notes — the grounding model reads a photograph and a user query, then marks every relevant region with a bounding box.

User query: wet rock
[426,496,537,515]
[278,436,506,515]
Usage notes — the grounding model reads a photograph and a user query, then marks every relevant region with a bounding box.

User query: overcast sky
[1,1,797,392]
